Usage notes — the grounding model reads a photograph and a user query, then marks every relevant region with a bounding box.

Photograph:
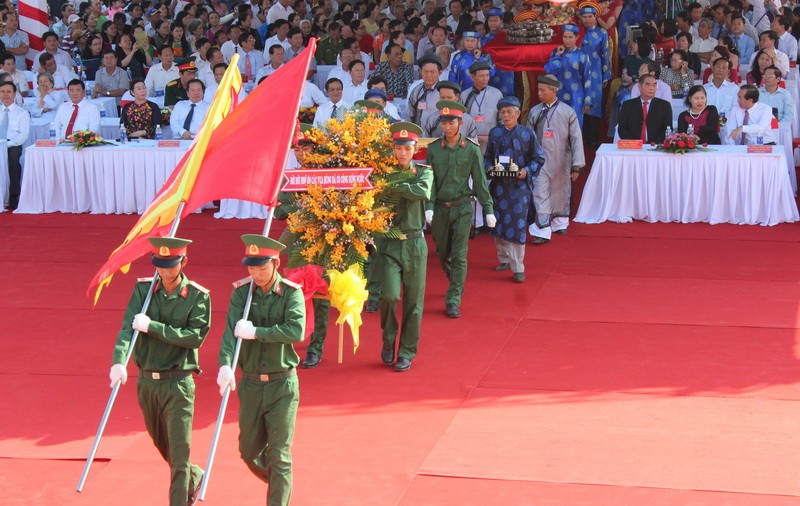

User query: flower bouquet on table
[281,110,416,361]
[160,107,171,125]
[297,105,317,124]
[650,132,712,154]
[67,130,112,150]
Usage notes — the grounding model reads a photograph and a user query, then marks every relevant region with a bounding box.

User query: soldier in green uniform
[216,235,305,506]
[109,237,210,506]
[424,100,496,318]
[164,61,198,107]
[380,122,433,371]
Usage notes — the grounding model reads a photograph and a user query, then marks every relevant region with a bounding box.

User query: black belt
[436,198,470,208]
[139,370,192,380]
[242,368,296,382]
[402,230,424,239]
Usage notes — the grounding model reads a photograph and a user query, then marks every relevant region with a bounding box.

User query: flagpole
[199,210,274,501]
[77,202,187,493]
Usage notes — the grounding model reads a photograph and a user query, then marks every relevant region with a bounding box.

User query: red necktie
[66,104,79,137]
[245,53,252,80]
[641,101,649,142]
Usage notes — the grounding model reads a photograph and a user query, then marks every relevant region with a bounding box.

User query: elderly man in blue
[484,96,544,284]
[578,1,610,145]
[544,24,592,128]
[481,9,515,97]
[449,31,495,92]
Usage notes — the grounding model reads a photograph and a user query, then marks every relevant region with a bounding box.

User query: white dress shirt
[198,65,216,89]
[342,80,368,104]
[704,79,740,117]
[53,98,101,138]
[170,99,210,138]
[266,2,294,24]
[327,66,352,87]
[144,63,180,97]
[220,40,241,63]
[254,62,284,82]
[383,101,401,121]
[264,35,292,52]
[51,64,78,90]
[9,69,28,95]
[778,31,798,61]
[757,85,795,130]
[204,80,248,103]
[0,102,30,146]
[32,49,76,73]
[690,36,718,54]
[724,101,776,144]
[313,99,350,128]
[749,49,791,78]
[300,80,327,107]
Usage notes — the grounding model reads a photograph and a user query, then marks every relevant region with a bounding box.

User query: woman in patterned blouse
[121,79,162,139]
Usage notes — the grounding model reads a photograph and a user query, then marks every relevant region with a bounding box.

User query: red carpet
[2,204,800,504]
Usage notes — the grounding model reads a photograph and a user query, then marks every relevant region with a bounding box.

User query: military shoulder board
[281,278,302,290]
[232,276,253,288]
[189,280,210,294]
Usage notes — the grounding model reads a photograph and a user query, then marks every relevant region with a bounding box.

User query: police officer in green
[164,61,198,107]
[109,237,210,506]
[216,235,305,506]
[380,122,433,371]
[424,100,496,318]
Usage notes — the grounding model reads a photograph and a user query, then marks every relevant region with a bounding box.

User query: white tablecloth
[15,140,191,214]
[575,144,799,226]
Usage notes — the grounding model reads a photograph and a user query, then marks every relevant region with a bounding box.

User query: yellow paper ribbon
[326,264,369,352]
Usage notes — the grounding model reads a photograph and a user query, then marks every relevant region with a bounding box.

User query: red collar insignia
[180,286,189,299]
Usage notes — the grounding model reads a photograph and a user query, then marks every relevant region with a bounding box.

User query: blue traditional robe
[617,0,657,58]
[580,26,611,118]
[544,47,591,127]
[484,124,544,245]
[449,50,496,93]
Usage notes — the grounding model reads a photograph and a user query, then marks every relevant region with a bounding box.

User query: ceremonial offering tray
[505,19,554,44]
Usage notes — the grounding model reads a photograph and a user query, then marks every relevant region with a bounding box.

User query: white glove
[109,363,127,388]
[425,210,434,225]
[234,319,257,340]
[132,313,151,333]
[485,214,497,228]
[217,365,236,395]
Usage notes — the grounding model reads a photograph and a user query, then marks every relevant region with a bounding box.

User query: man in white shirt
[53,79,101,139]
[0,81,30,210]
[327,47,355,86]
[447,0,464,33]
[39,53,78,91]
[2,54,29,97]
[32,31,77,73]
[144,45,180,97]
[267,0,295,24]
[704,57,740,118]
[342,59,368,103]
[199,48,225,89]
[264,19,292,52]
[313,78,350,127]
[749,30,791,77]
[220,23,243,63]
[204,63,249,103]
[757,66,795,130]
[299,77,328,107]
[689,18,718,63]
[237,33,265,83]
[725,84,776,144]
[170,80,210,139]
[748,0,772,33]
[255,45,285,82]
[773,14,798,61]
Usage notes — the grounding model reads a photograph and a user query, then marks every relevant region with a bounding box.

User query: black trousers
[7,144,21,208]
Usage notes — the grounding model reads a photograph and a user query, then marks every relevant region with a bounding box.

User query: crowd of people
[2,0,794,504]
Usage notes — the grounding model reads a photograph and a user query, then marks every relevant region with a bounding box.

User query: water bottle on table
[665,126,672,137]
[155,124,163,141]
[49,123,57,141]
[119,123,127,144]
[756,132,764,145]
[687,124,694,136]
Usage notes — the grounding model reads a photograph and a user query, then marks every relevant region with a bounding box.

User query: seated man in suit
[618,75,673,144]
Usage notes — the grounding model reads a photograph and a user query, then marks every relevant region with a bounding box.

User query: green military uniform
[380,122,433,371]
[424,101,494,312]
[112,237,210,506]
[164,78,188,107]
[315,36,344,66]
[218,235,305,506]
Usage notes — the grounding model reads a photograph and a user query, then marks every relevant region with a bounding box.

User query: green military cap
[297,122,316,145]
[148,237,192,268]
[436,80,461,94]
[390,121,423,145]
[353,99,384,113]
[241,234,286,266]
[436,99,466,120]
